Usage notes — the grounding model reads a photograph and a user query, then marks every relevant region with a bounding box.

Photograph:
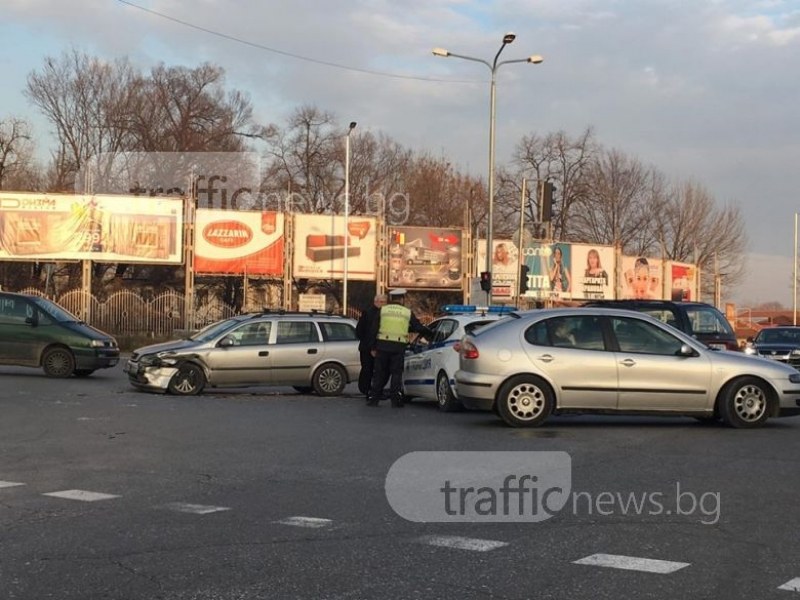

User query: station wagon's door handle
[307,349,318,354]
[258,351,269,357]
[538,354,554,363]
[620,358,636,367]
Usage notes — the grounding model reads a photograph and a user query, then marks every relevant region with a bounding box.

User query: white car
[403,305,514,411]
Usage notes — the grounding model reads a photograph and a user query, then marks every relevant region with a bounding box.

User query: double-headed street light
[433,34,543,303]
[343,121,357,316]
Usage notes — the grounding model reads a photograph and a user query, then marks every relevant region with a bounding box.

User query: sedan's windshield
[31,297,82,323]
[190,317,245,342]
[757,328,800,345]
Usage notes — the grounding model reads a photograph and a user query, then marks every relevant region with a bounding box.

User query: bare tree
[0,117,39,190]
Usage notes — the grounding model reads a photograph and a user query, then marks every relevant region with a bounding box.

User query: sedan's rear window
[319,322,357,341]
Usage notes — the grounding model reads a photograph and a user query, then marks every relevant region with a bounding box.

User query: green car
[0,292,119,377]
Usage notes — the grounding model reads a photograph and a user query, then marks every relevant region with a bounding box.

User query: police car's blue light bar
[441,305,516,314]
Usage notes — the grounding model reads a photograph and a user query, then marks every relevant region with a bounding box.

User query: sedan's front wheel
[719,376,770,428]
[496,375,554,427]
[167,363,206,396]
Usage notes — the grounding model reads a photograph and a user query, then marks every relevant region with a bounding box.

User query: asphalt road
[1,363,800,599]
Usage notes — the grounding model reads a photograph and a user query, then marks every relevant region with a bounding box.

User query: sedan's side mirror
[218,336,235,348]
[678,344,697,357]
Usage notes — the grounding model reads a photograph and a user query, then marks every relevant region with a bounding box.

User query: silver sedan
[455,307,800,428]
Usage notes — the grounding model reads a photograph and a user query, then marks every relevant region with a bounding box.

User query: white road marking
[574,553,690,574]
[779,578,800,592]
[161,502,231,515]
[0,481,25,489]
[277,516,333,528]
[42,489,121,502]
[418,535,508,552]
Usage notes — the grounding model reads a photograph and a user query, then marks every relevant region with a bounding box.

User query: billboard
[570,244,615,300]
[666,261,698,301]
[476,239,519,298]
[388,227,463,289]
[521,242,573,300]
[0,192,183,263]
[620,255,664,299]
[194,210,284,275]
[293,214,376,280]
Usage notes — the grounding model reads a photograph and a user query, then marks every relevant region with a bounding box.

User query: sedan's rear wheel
[167,363,206,396]
[496,375,553,427]
[312,363,347,396]
[719,376,770,428]
[436,371,461,412]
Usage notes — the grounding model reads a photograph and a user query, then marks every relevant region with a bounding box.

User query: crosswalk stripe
[418,535,508,552]
[574,553,690,574]
[161,502,231,515]
[0,481,25,489]
[277,516,333,528]
[42,490,121,502]
[778,578,800,592]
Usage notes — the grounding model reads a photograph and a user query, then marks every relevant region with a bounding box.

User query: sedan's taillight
[461,341,479,359]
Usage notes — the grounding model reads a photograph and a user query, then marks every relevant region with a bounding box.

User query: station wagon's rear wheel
[42,347,75,378]
[496,375,554,428]
[436,371,461,412]
[167,363,206,396]
[312,363,347,396]
[719,376,770,428]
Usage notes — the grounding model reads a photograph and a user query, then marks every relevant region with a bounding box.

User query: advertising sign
[620,255,664,300]
[570,244,615,300]
[475,239,519,298]
[194,209,284,275]
[388,227,463,289]
[293,214,376,280]
[666,261,698,301]
[521,242,573,300]
[0,192,183,263]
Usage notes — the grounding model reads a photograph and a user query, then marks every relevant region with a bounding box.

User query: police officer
[367,288,433,407]
[355,293,387,399]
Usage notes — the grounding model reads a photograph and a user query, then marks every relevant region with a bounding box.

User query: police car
[403,305,515,411]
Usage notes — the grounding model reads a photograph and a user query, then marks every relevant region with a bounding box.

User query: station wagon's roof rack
[243,308,347,318]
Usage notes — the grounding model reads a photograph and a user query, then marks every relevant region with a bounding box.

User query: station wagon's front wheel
[312,363,347,396]
[42,347,75,378]
[719,376,770,428]
[496,375,554,427]
[168,363,206,396]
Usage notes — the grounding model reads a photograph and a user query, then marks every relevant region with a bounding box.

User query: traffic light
[538,180,555,222]
[479,271,492,292]
[519,265,529,294]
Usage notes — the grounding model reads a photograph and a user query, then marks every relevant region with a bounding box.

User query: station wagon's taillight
[461,341,479,359]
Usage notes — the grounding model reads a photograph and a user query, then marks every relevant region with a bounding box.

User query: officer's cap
[388,288,407,297]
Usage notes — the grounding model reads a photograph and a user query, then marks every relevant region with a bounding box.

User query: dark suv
[0,292,119,377]
[582,300,739,351]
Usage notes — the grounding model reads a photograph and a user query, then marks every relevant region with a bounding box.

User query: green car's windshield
[31,297,82,323]
[189,317,244,342]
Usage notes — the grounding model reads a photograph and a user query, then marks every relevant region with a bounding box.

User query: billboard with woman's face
[521,242,572,300]
[620,255,664,299]
[570,244,615,300]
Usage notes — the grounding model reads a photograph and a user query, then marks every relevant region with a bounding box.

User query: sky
[1,0,799,308]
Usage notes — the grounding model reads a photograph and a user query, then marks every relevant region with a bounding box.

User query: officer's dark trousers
[358,349,374,395]
[369,350,404,403]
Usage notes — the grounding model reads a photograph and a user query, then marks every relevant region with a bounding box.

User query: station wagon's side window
[276,321,319,344]
[611,317,684,355]
[0,297,34,324]
[319,322,357,341]
[228,321,271,346]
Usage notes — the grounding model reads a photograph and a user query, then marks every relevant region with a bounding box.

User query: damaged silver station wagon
[125,311,360,396]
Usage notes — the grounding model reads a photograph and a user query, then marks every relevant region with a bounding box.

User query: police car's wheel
[436,371,461,412]
[496,375,554,427]
[312,363,347,396]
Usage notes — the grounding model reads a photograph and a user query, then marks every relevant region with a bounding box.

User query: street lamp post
[433,34,542,303]
[343,121,357,316]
